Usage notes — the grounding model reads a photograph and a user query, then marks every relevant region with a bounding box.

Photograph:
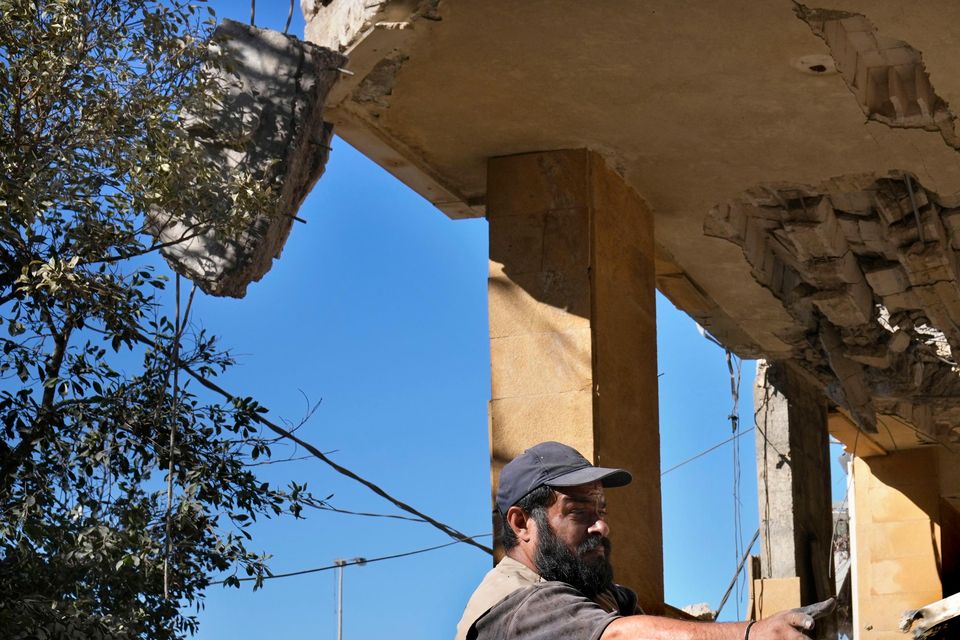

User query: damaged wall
[706,173,960,445]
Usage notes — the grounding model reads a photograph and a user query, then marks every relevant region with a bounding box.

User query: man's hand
[750,598,836,639]
[748,610,814,639]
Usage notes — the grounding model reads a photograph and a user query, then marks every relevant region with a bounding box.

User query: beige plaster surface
[851,450,942,638]
[310,0,960,357]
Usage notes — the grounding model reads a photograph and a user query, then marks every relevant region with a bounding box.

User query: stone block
[751,578,801,620]
[871,557,942,596]
[876,189,909,226]
[488,262,590,338]
[489,207,590,275]
[881,289,921,313]
[941,210,960,249]
[888,330,912,353]
[783,215,848,259]
[489,391,595,464]
[868,519,941,559]
[488,213,545,274]
[867,485,938,525]
[845,344,892,369]
[859,218,885,243]
[812,282,874,327]
[829,189,875,215]
[835,214,861,243]
[704,203,748,241]
[806,252,865,288]
[489,328,592,400]
[864,264,911,297]
[543,208,591,272]
[487,150,589,218]
[933,280,960,327]
[900,241,960,285]
[744,219,770,271]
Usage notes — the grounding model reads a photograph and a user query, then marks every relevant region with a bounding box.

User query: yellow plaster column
[486,149,663,613]
[850,449,941,638]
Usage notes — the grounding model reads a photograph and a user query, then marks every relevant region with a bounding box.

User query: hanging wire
[660,427,755,477]
[137,341,494,555]
[284,0,294,34]
[215,533,493,585]
[725,350,745,618]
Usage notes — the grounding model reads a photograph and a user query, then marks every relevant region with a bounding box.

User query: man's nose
[588,516,609,537]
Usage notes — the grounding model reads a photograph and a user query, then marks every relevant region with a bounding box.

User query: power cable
[132,330,493,555]
[725,350,744,618]
[660,427,755,477]
[216,533,493,584]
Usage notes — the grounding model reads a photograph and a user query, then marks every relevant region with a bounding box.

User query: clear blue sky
[186,3,847,638]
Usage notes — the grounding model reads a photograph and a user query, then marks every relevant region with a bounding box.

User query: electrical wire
[215,533,493,584]
[132,329,493,555]
[660,427,755,477]
[725,350,744,618]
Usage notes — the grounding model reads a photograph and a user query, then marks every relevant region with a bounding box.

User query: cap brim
[546,466,632,489]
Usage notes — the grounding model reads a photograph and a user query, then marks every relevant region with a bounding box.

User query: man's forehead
[553,481,605,502]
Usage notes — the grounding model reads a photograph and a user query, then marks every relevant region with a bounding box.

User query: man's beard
[532,511,614,598]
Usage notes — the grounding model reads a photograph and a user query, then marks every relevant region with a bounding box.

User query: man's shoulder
[455,557,541,640]
[470,581,620,640]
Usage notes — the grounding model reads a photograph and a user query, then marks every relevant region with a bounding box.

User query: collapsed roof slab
[303,1,960,354]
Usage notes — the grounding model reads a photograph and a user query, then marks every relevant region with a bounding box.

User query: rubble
[705,172,960,438]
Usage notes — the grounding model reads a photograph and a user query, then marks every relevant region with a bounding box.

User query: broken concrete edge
[794,2,960,151]
[302,0,441,54]
[149,20,347,298]
[705,171,960,445]
[302,0,486,220]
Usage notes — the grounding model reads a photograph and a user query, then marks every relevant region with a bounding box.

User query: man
[456,442,822,640]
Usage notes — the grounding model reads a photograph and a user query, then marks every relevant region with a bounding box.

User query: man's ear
[506,506,535,543]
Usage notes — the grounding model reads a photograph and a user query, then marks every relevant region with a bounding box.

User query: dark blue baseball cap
[496,441,632,514]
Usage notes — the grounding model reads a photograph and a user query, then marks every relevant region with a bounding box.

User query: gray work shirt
[456,557,638,640]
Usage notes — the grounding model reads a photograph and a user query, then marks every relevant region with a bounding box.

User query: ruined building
[162,2,960,637]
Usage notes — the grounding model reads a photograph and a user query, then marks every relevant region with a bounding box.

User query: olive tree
[0,1,314,637]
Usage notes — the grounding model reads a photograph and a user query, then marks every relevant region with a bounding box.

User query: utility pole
[334,557,366,640]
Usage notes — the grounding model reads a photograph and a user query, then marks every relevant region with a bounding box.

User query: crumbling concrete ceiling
[305,0,960,440]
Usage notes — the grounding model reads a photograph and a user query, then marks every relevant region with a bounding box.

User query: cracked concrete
[796,3,960,150]
[148,20,346,297]
[706,172,960,441]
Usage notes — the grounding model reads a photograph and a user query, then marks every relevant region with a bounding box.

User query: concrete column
[486,149,663,613]
[850,449,941,639]
[754,361,835,611]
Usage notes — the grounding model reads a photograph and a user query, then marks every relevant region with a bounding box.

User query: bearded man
[456,442,822,640]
